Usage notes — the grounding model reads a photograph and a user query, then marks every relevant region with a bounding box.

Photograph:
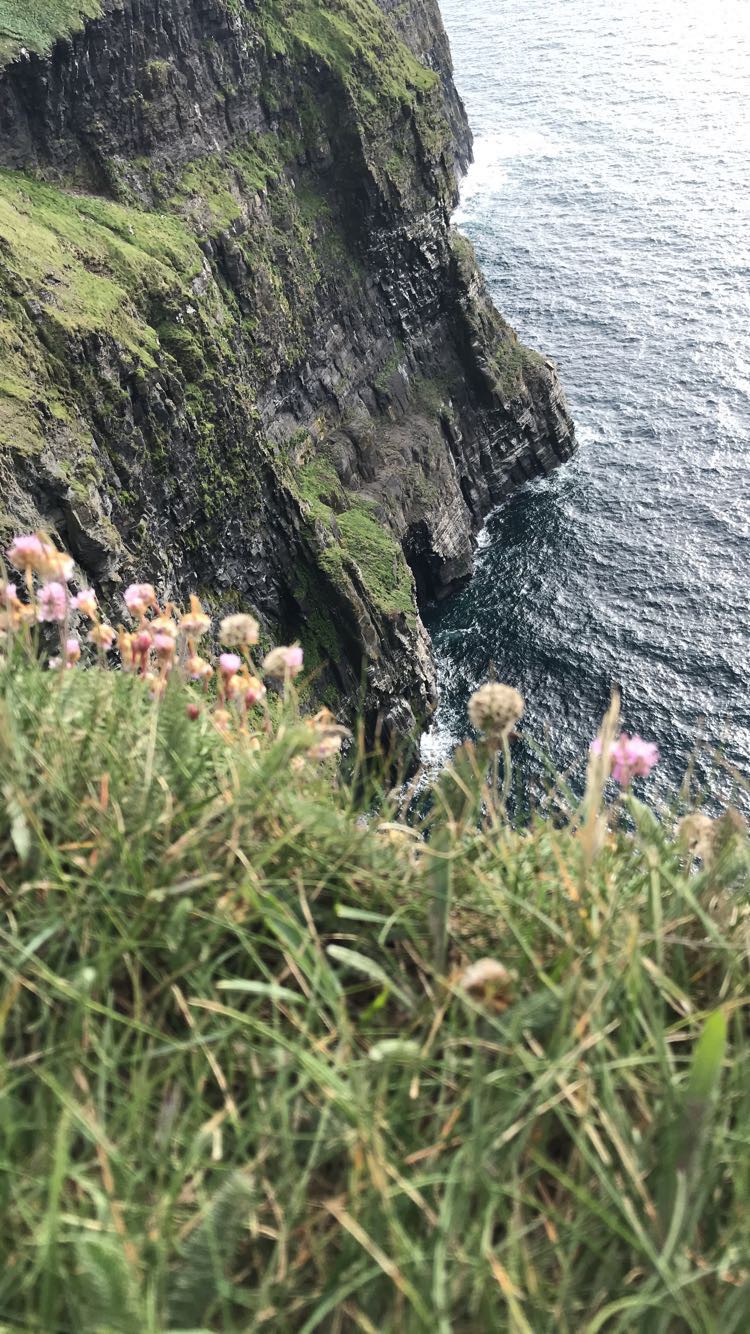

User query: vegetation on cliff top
[0,0,100,61]
[1,537,748,1330]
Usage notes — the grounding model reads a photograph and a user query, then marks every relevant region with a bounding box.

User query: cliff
[0,0,574,735]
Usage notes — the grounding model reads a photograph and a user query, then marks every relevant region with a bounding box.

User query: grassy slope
[0,1,101,60]
[0,658,748,1331]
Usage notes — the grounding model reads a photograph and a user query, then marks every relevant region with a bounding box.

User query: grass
[0,654,748,1331]
[0,0,100,61]
[298,459,416,620]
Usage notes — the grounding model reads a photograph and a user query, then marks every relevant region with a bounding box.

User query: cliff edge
[0,0,574,733]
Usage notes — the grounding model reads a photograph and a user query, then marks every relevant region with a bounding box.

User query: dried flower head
[468,683,524,743]
[220,612,260,647]
[262,645,304,680]
[677,812,716,865]
[37,581,68,623]
[244,676,266,708]
[124,583,156,618]
[187,654,213,682]
[307,733,344,761]
[181,596,211,640]
[40,544,74,582]
[65,637,81,664]
[458,958,514,1011]
[89,623,116,650]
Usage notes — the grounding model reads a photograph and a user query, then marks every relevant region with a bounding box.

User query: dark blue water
[425,0,750,804]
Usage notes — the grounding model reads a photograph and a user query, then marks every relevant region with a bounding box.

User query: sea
[424,0,750,807]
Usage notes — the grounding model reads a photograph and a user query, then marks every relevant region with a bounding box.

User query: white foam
[457,129,562,213]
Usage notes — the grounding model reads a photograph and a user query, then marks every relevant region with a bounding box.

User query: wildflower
[118,630,135,668]
[65,637,81,664]
[48,656,63,671]
[468,682,524,743]
[262,645,304,680]
[1,582,19,607]
[458,958,513,1011]
[225,673,245,700]
[72,588,97,618]
[219,652,242,677]
[151,614,178,642]
[186,702,201,722]
[37,581,68,623]
[591,733,659,787]
[678,812,716,865]
[180,596,211,639]
[213,707,232,731]
[308,733,344,761]
[7,534,45,571]
[186,654,213,682]
[153,631,176,659]
[89,623,116,650]
[40,544,74,582]
[132,629,153,656]
[244,676,266,708]
[124,583,156,618]
[145,672,166,700]
[220,612,260,647]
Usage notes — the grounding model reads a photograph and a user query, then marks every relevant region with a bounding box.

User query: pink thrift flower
[219,652,242,677]
[37,581,68,623]
[590,733,659,787]
[1,582,18,606]
[124,583,156,617]
[72,589,97,618]
[65,637,81,664]
[7,534,45,571]
[285,646,304,672]
[132,629,153,654]
[153,631,176,656]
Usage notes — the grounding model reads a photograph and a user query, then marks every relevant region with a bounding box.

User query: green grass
[0,0,101,61]
[0,656,748,1330]
[298,458,416,619]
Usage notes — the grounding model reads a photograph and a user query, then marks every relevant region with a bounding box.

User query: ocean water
[425,0,750,804]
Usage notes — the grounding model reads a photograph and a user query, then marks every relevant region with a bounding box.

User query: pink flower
[124,583,156,617]
[65,637,81,664]
[1,582,18,606]
[7,535,45,571]
[186,654,213,681]
[590,733,659,787]
[37,581,68,623]
[262,645,304,680]
[153,631,176,657]
[219,652,242,677]
[72,589,97,618]
[48,656,63,671]
[132,629,153,655]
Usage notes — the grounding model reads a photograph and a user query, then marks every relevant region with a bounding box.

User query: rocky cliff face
[0,0,574,735]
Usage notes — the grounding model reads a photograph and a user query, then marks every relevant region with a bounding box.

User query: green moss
[488,337,546,400]
[297,459,415,621]
[0,0,100,62]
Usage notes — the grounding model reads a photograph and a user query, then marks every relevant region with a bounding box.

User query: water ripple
[427,0,750,803]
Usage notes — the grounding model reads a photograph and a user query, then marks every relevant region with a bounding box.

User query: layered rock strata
[0,0,574,733]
